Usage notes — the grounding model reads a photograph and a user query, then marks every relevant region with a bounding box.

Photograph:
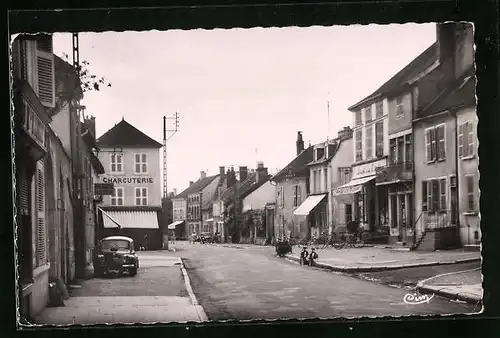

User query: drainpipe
[452,108,461,246]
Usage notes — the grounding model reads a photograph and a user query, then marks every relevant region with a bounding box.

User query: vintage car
[94,236,139,277]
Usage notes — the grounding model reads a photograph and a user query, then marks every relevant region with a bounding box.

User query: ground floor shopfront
[331,158,389,241]
[293,194,328,239]
[383,182,414,245]
[99,207,162,250]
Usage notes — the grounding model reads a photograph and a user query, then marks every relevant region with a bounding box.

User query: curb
[179,260,209,322]
[284,255,480,273]
[415,267,482,305]
[416,284,482,305]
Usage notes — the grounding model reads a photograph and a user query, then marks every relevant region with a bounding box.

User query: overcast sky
[53,24,436,195]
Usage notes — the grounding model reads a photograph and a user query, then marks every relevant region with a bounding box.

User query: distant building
[96,119,163,250]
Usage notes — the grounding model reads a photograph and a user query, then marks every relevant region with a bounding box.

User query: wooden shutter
[458,123,464,158]
[298,185,302,205]
[293,186,297,207]
[421,181,428,211]
[18,169,30,216]
[437,125,445,160]
[36,161,46,266]
[439,179,447,211]
[467,122,474,157]
[36,35,55,108]
[425,129,432,162]
[431,180,440,212]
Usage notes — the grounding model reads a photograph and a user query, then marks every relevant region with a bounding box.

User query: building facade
[271,132,313,240]
[171,196,187,238]
[96,119,163,250]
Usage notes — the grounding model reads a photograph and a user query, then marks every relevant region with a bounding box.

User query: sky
[53,24,436,195]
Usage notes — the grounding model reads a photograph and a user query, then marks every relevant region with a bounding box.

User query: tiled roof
[218,172,259,202]
[348,43,439,111]
[175,175,220,199]
[240,175,272,200]
[417,70,476,119]
[97,119,163,148]
[271,146,314,182]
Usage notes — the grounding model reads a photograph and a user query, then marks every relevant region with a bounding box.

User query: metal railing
[375,161,413,183]
[421,211,455,230]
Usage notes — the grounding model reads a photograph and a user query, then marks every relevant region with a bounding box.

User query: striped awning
[167,220,184,230]
[331,175,376,196]
[101,209,159,229]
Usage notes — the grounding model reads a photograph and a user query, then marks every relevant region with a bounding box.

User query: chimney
[239,166,248,182]
[256,162,268,184]
[200,171,207,179]
[337,126,353,140]
[436,23,457,86]
[219,166,225,177]
[173,188,177,196]
[189,181,194,186]
[296,131,305,156]
[84,115,96,140]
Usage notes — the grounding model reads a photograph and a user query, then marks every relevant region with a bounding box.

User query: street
[178,243,476,321]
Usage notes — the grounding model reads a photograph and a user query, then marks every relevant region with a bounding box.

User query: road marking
[180,260,209,322]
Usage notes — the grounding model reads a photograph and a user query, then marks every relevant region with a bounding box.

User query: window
[316,147,325,161]
[315,170,320,193]
[397,137,405,163]
[36,161,46,267]
[365,126,373,160]
[466,175,476,211]
[355,130,362,162]
[355,110,362,126]
[111,187,124,206]
[364,106,372,123]
[389,138,397,164]
[324,168,328,192]
[293,185,301,207]
[135,187,148,206]
[405,134,413,165]
[425,124,446,163]
[110,153,124,173]
[376,101,384,118]
[375,121,384,157]
[345,204,353,223]
[396,95,404,118]
[459,121,475,158]
[135,153,148,174]
[422,178,447,212]
[278,186,284,208]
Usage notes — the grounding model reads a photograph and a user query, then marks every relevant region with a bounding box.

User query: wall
[329,138,353,230]
[49,103,72,155]
[413,113,456,237]
[456,106,480,245]
[172,198,187,221]
[242,181,275,212]
[201,176,220,206]
[388,92,413,135]
[352,98,389,164]
[454,25,475,79]
[274,177,309,238]
[98,147,161,207]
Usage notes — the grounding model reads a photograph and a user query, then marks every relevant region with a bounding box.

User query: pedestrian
[300,246,309,265]
[308,248,318,267]
[143,234,148,251]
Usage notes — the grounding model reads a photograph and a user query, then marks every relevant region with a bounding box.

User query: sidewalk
[416,268,483,305]
[284,247,480,272]
[34,255,208,325]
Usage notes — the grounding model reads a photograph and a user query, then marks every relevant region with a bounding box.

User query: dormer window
[316,147,325,161]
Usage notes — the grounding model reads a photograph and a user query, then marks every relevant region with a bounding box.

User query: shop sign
[101,176,154,184]
[352,158,387,180]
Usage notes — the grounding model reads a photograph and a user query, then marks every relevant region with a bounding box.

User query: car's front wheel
[129,267,137,276]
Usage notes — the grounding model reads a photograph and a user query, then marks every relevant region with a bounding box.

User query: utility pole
[162,113,180,250]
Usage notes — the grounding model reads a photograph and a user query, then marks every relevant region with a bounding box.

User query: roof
[175,175,220,199]
[307,142,338,167]
[271,146,314,182]
[97,119,163,148]
[348,43,439,111]
[218,172,263,203]
[240,175,272,200]
[417,69,476,119]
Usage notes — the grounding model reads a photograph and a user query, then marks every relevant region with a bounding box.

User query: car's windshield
[101,239,130,252]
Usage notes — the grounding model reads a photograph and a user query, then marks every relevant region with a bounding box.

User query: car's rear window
[101,239,130,252]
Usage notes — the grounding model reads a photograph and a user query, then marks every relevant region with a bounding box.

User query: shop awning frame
[293,194,327,216]
[331,175,376,197]
[167,220,184,230]
[101,209,160,229]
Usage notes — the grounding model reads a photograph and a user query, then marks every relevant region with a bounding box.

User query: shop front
[332,158,389,241]
[293,194,328,239]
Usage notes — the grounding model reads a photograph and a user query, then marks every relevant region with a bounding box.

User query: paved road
[179,243,477,321]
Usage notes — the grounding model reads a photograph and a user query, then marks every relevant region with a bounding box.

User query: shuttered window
[135,187,148,206]
[36,161,46,266]
[18,169,30,216]
[459,121,475,158]
[36,34,55,108]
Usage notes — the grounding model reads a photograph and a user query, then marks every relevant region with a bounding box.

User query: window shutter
[36,35,55,108]
[18,169,30,215]
[467,122,474,157]
[36,162,46,266]
[439,179,447,210]
[458,123,464,158]
[437,126,445,160]
[431,180,439,211]
[298,185,302,204]
[425,130,432,162]
[421,181,428,211]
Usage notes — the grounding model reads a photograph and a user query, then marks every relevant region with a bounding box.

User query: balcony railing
[418,211,456,230]
[375,161,413,184]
